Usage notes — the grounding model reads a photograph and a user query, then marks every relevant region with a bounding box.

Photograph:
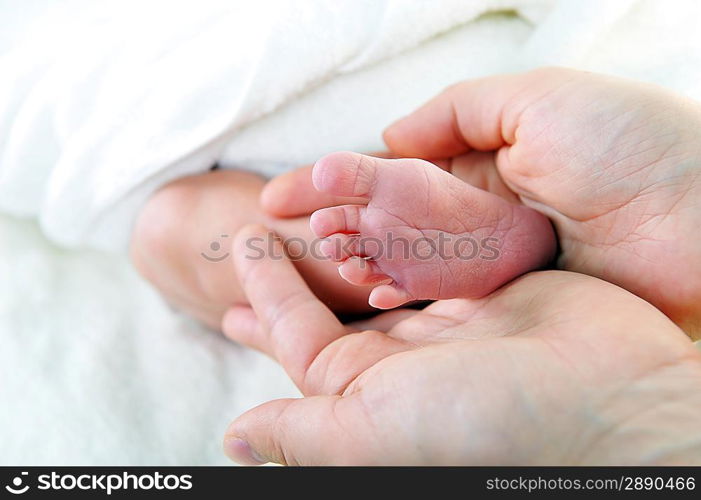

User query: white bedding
[1,0,700,464]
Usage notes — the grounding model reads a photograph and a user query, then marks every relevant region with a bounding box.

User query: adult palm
[222,225,701,466]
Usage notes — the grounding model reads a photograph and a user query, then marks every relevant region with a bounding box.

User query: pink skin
[130,170,374,331]
[309,152,556,309]
[222,226,701,465]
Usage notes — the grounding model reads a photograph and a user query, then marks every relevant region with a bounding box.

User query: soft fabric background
[1,0,700,464]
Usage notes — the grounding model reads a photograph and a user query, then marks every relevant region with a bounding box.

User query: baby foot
[310,152,556,309]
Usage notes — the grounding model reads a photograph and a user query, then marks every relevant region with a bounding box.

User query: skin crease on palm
[263,68,701,339]
[222,226,701,465]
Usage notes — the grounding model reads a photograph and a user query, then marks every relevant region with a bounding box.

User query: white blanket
[1,0,700,464]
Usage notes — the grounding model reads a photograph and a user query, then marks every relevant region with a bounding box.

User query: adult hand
[261,68,701,339]
[383,67,701,338]
[222,224,701,465]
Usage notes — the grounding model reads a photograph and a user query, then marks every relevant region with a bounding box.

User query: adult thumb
[223,394,377,466]
[383,67,577,158]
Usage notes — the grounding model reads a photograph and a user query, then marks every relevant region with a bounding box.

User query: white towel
[2,0,556,250]
[3,0,701,252]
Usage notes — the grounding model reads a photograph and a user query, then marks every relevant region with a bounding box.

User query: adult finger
[383,67,578,158]
[232,224,347,391]
[449,151,520,203]
[231,224,410,395]
[224,394,381,466]
[221,305,271,355]
[260,165,367,217]
[221,304,359,352]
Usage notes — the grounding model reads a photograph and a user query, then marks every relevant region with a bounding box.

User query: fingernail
[224,437,267,465]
